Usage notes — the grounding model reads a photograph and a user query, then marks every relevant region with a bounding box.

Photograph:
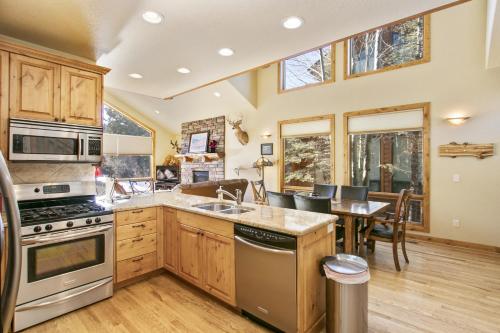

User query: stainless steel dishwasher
[235,224,297,333]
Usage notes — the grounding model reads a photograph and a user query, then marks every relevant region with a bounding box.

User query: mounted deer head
[170,140,181,153]
[227,118,249,146]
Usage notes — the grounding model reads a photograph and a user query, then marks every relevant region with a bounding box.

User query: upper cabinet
[0,39,110,128]
[61,66,102,126]
[9,54,61,122]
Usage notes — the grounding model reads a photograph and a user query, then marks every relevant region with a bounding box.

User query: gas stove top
[19,197,110,226]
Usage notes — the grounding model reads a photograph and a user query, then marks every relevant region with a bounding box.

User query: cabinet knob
[62,118,66,122]
[54,117,59,122]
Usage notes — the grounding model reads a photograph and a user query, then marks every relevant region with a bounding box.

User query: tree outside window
[348,16,428,77]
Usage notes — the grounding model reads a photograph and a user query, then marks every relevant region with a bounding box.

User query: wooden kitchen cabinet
[0,40,109,131]
[60,66,102,126]
[203,231,236,305]
[163,208,178,273]
[178,223,204,287]
[9,54,61,122]
[0,50,8,158]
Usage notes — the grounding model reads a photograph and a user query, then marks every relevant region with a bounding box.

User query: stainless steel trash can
[320,254,370,333]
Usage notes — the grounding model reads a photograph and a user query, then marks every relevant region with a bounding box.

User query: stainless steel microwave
[9,118,102,163]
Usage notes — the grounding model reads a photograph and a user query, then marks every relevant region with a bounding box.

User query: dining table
[330,199,390,254]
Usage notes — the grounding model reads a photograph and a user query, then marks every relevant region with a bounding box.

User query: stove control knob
[66,221,74,228]
[34,188,40,193]
[45,224,53,231]
[95,217,102,223]
[86,218,93,225]
[33,226,42,233]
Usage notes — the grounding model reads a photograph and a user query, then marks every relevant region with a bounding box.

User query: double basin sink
[192,202,255,215]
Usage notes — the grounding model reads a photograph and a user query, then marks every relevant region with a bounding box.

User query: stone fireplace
[192,170,209,183]
[180,116,225,184]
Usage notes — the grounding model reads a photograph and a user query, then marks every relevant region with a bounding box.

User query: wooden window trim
[343,15,431,80]
[343,103,430,232]
[103,102,157,179]
[278,114,335,192]
[278,44,335,94]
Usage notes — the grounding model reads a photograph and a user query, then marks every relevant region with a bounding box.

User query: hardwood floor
[23,240,500,333]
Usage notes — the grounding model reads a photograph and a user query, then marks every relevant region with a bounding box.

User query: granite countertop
[99,192,338,236]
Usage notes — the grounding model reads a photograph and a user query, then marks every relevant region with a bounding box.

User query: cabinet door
[203,231,236,305]
[164,209,178,273]
[0,51,8,159]
[178,224,203,287]
[61,66,102,126]
[10,54,61,121]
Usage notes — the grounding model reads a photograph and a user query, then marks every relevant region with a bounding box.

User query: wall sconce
[260,131,272,139]
[446,116,470,126]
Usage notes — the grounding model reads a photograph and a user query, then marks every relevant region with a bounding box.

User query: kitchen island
[102,191,337,333]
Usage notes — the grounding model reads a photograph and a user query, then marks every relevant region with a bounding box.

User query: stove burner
[19,198,109,226]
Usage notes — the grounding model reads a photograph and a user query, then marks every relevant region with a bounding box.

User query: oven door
[9,127,80,161]
[17,223,113,305]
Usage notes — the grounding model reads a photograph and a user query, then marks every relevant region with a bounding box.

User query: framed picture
[188,131,210,153]
[261,143,273,155]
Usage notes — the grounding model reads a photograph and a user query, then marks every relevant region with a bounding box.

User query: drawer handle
[132,224,146,228]
[132,257,144,262]
[132,210,144,214]
[132,237,144,242]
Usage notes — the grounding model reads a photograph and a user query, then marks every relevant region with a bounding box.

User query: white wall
[224,0,500,247]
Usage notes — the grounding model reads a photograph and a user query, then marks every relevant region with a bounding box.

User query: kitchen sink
[192,202,254,214]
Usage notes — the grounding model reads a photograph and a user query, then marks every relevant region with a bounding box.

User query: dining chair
[293,194,331,213]
[361,188,414,271]
[266,191,296,209]
[312,184,338,199]
[337,185,370,250]
[250,180,267,205]
[294,195,344,241]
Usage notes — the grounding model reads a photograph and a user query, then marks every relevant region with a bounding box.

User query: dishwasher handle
[235,235,296,255]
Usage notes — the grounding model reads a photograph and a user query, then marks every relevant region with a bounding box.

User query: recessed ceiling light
[155,110,160,114]
[213,92,221,98]
[282,16,304,29]
[142,11,164,24]
[177,67,191,74]
[218,48,234,57]
[128,73,143,79]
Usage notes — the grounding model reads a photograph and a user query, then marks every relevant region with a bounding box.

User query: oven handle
[15,278,112,312]
[21,225,113,245]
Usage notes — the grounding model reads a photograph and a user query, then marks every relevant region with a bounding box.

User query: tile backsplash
[8,163,96,184]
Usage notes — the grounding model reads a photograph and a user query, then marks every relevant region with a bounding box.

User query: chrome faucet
[216,186,242,205]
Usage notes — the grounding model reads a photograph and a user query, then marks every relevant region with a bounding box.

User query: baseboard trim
[406,233,500,254]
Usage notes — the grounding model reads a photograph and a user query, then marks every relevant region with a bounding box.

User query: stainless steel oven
[9,118,102,162]
[14,216,114,331]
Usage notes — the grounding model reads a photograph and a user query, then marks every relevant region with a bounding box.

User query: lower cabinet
[170,210,236,306]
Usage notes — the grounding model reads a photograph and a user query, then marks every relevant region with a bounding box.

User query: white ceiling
[0,0,459,98]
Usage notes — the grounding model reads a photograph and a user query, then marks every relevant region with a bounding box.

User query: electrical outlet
[452,219,460,228]
[452,174,461,182]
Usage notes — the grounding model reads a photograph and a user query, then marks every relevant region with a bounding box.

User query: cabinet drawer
[176,211,233,238]
[116,252,157,282]
[117,220,156,241]
[116,233,156,261]
[116,207,157,226]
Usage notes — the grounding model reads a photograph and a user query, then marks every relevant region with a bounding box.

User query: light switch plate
[327,223,334,233]
[452,219,460,227]
[452,174,461,182]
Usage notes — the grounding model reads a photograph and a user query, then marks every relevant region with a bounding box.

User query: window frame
[343,15,431,80]
[343,103,430,232]
[278,114,335,192]
[278,44,335,94]
[102,102,156,180]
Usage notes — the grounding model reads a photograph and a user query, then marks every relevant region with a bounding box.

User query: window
[279,115,335,191]
[345,15,429,78]
[344,103,430,231]
[101,104,154,179]
[279,45,334,92]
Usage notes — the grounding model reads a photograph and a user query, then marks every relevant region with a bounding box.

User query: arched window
[101,103,154,179]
